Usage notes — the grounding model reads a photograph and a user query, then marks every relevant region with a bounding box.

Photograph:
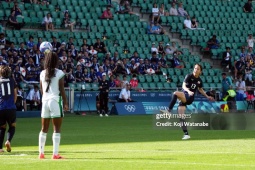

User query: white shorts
[41,99,64,118]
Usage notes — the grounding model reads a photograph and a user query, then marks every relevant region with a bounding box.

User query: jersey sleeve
[198,78,203,88]
[183,74,191,83]
[57,70,65,80]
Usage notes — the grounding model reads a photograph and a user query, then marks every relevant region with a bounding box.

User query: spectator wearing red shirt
[114,75,122,88]
[130,74,138,88]
[101,7,113,19]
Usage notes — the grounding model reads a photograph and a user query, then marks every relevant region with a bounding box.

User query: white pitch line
[1,157,255,168]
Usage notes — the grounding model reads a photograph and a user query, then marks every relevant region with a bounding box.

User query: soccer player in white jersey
[39,51,68,159]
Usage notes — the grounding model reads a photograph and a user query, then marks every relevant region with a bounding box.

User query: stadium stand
[1,0,253,98]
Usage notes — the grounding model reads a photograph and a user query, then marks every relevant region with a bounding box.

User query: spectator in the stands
[183,15,191,29]
[33,49,42,66]
[130,51,140,63]
[94,38,107,53]
[111,52,119,62]
[89,46,98,56]
[121,75,129,88]
[59,50,67,63]
[51,37,61,52]
[63,11,75,32]
[191,16,198,28]
[42,13,54,31]
[57,42,66,56]
[247,47,254,58]
[221,47,232,72]
[245,54,254,68]
[159,52,169,68]
[0,33,10,50]
[236,74,246,101]
[81,39,90,51]
[25,65,39,82]
[101,6,113,19]
[96,66,105,82]
[207,35,220,50]
[66,68,75,84]
[118,83,133,102]
[158,42,165,55]
[245,62,253,82]
[169,2,178,16]
[66,37,74,50]
[247,34,255,48]
[69,44,78,59]
[177,2,188,17]
[26,85,41,110]
[75,64,83,83]
[65,57,74,70]
[221,73,231,96]
[1,49,8,62]
[37,37,42,50]
[243,0,252,13]
[151,60,162,75]
[8,11,24,30]
[159,3,169,16]
[26,36,34,50]
[114,75,122,87]
[7,42,17,56]
[165,43,172,55]
[170,42,178,53]
[171,53,184,68]
[234,57,245,79]
[130,74,138,88]
[240,46,247,58]
[12,65,24,85]
[151,3,160,23]
[109,75,116,87]
[115,60,127,75]
[117,0,134,14]
[150,51,159,64]
[137,59,145,74]
[12,2,23,17]
[0,56,7,66]
[151,42,158,54]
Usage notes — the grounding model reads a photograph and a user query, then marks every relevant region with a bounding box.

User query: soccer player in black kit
[161,64,214,140]
[98,73,109,117]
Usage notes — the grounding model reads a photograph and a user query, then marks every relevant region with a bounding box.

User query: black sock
[168,94,177,111]
[7,126,15,142]
[0,127,6,149]
[180,118,189,135]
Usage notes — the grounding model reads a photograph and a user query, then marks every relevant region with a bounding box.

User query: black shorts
[179,91,195,106]
[0,109,16,126]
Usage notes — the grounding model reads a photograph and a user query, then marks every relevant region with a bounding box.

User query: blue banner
[73,91,247,113]
[114,102,146,115]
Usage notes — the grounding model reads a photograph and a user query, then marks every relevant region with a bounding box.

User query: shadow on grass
[13,114,255,147]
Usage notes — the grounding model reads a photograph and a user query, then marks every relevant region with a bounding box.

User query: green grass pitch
[0,114,255,170]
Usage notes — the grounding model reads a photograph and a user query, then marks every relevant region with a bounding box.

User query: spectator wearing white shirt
[183,15,191,29]
[42,13,54,31]
[151,42,158,54]
[152,3,160,23]
[118,83,133,102]
[26,85,41,110]
[88,46,98,56]
[169,2,178,16]
[247,34,255,48]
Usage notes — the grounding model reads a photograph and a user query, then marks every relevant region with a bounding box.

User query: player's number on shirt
[191,84,196,89]
[1,83,11,96]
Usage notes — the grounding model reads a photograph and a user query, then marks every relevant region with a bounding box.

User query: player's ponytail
[44,52,59,92]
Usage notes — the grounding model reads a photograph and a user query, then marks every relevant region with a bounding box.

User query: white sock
[52,133,61,155]
[39,132,47,154]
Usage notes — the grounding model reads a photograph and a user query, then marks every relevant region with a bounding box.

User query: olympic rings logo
[124,105,136,112]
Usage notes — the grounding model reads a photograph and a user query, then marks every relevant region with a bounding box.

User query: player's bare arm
[59,77,68,111]
[198,87,214,101]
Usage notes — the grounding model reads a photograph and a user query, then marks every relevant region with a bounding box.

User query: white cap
[166,43,170,46]
[102,73,106,76]
[61,42,66,45]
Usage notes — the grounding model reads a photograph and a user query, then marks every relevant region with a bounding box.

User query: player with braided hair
[39,50,68,159]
